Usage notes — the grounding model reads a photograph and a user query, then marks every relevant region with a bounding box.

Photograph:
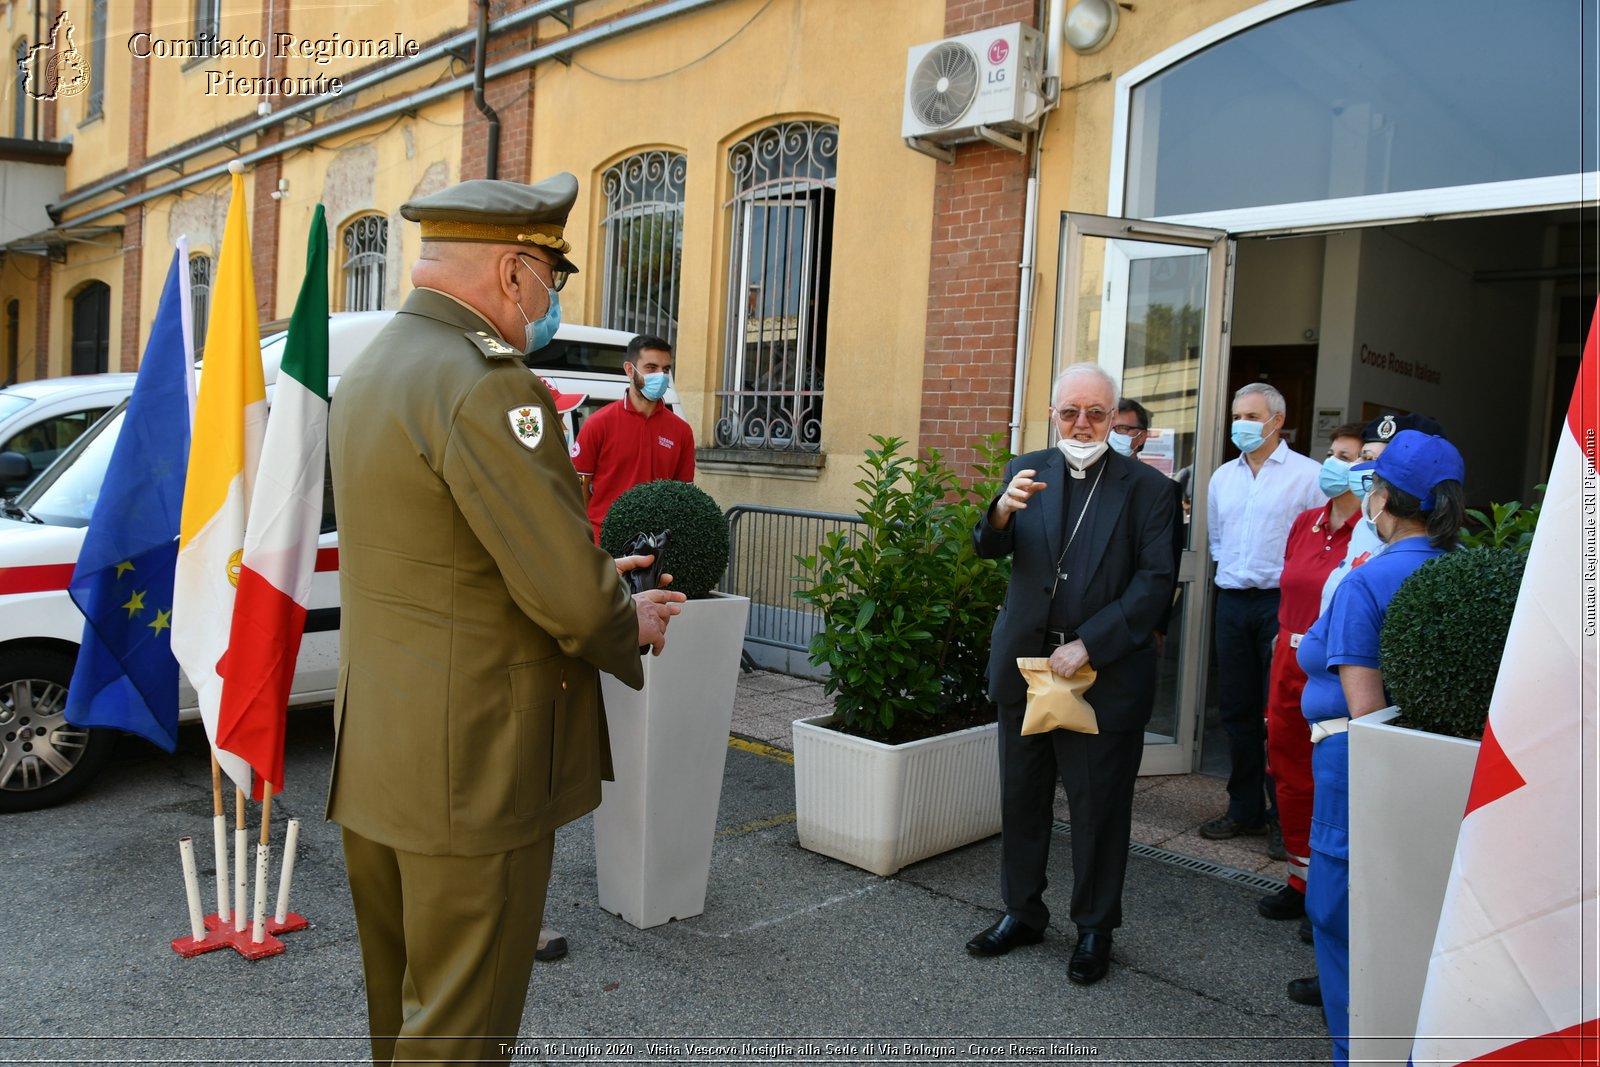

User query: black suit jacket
[974,446,1178,732]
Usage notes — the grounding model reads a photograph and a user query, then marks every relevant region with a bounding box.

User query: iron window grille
[717,121,837,453]
[86,0,105,119]
[188,254,213,358]
[193,0,221,55]
[600,150,686,343]
[341,214,388,312]
[13,40,26,137]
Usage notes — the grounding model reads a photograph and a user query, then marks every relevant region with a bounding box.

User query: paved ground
[1,670,1327,1065]
[734,669,1288,879]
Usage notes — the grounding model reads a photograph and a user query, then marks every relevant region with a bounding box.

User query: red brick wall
[33,263,50,379]
[460,0,536,183]
[117,0,151,369]
[251,0,291,321]
[918,0,1036,474]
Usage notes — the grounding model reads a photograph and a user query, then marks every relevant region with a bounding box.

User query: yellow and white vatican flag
[172,163,265,796]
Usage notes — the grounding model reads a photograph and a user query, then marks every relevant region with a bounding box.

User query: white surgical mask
[1362,490,1388,541]
[1057,438,1109,470]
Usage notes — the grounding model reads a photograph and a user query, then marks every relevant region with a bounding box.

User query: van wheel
[0,648,115,812]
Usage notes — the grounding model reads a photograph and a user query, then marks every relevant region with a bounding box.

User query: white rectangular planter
[793,713,1001,877]
[594,593,751,929]
[1348,707,1480,1067]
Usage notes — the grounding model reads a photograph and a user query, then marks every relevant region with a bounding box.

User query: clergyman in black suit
[965,364,1178,985]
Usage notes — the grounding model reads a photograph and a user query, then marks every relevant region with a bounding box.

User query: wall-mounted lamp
[269,178,289,201]
[257,100,273,117]
[1065,0,1120,55]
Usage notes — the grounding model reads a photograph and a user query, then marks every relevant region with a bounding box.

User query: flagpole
[210,755,229,925]
[250,786,272,944]
[274,817,300,924]
[251,785,273,944]
[232,785,248,934]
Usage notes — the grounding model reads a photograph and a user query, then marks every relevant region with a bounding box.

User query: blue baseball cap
[1372,430,1465,511]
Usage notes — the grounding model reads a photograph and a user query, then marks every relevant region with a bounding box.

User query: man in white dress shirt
[1201,382,1322,845]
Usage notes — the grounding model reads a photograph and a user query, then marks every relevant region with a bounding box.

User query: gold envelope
[1016,659,1099,735]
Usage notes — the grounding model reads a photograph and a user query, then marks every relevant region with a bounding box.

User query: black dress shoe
[1287,976,1322,1006]
[1068,931,1112,985]
[1258,885,1306,920]
[966,915,1044,957]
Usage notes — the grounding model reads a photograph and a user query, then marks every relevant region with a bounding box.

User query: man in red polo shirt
[571,334,695,541]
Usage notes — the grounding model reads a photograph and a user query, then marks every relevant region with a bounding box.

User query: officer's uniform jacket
[327,287,643,856]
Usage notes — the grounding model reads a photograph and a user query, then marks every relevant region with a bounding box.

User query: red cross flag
[1409,301,1600,1063]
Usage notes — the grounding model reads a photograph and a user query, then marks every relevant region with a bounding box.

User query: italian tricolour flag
[1408,300,1600,1063]
[216,205,329,799]
[171,167,265,798]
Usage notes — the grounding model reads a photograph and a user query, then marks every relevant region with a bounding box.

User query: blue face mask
[637,371,670,402]
[517,257,561,354]
[1107,431,1137,457]
[1230,419,1266,453]
[1348,466,1373,500]
[1319,456,1353,498]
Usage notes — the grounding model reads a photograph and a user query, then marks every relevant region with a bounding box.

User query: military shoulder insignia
[508,405,544,450]
[467,329,521,360]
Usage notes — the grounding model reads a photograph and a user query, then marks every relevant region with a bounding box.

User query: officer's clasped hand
[633,587,684,656]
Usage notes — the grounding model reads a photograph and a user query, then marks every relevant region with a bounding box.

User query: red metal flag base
[267,912,309,935]
[170,929,233,958]
[229,926,286,960]
[170,912,309,960]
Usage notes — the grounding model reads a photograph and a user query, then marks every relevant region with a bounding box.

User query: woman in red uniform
[1257,423,1365,970]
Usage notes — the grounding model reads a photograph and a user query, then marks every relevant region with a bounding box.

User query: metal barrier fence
[722,505,863,660]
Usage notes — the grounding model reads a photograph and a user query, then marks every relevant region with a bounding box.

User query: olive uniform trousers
[342,827,555,1066]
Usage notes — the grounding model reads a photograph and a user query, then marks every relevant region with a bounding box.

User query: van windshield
[19,408,123,527]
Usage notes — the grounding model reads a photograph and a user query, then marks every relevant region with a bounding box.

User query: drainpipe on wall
[474,0,501,180]
[1008,0,1066,455]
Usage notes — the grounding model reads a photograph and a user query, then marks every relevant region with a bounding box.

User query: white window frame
[1108,0,1600,235]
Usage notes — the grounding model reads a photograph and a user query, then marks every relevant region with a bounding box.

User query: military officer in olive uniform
[327,173,684,1065]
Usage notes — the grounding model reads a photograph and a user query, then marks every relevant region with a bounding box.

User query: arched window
[717,121,837,453]
[189,254,213,357]
[71,282,111,375]
[600,150,686,343]
[341,214,388,312]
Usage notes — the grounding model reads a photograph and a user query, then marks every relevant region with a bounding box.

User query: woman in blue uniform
[1296,429,1466,1065]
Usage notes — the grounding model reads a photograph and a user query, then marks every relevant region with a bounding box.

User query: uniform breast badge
[508,406,544,450]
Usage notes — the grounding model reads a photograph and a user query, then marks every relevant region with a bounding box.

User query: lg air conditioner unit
[902,23,1046,162]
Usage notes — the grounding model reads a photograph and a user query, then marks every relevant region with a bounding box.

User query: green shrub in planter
[599,480,729,601]
[796,434,1011,743]
[1379,546,1526,740]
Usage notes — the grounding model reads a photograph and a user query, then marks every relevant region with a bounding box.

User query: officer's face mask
[515,256,562,355]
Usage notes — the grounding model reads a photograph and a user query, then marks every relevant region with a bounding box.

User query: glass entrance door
[1055,213,1234,775]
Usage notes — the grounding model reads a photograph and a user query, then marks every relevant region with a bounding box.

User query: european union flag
[64,247,192,750]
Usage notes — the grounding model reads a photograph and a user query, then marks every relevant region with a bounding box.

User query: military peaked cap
[401,174,580,274]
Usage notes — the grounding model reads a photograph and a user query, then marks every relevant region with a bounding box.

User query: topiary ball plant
[1379,546,1527,740]
[599,480,729,600]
